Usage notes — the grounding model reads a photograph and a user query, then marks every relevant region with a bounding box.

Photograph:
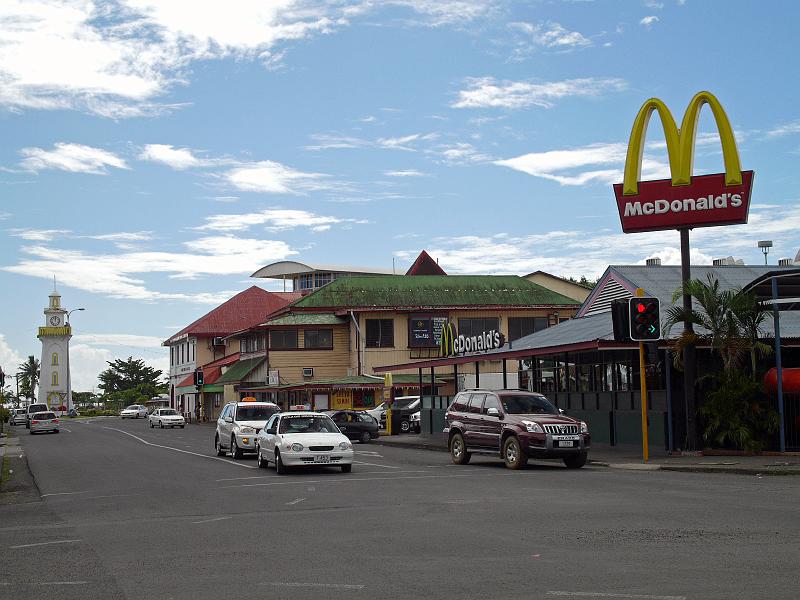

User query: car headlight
[410,413,420,422]
[339,441,352,450]
[240,426,255,434]
[290,443,304,452]
[521,420,543,433]
[580,421,589,434]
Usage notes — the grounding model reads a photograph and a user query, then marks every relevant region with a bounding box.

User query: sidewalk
[372,434,800,476]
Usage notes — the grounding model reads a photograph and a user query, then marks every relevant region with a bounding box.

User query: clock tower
[37,283,72,411]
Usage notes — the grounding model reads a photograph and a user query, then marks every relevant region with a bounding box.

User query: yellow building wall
[267,327,350,383]
[525,273,591,303]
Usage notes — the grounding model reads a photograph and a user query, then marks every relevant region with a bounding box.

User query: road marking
[355,450,383,457]
[61,428,72,432]
[352,460,400,469]
[38,581,89,586]
[286,497,307,505]
[41,490,90,497]
[10,539,81,549]
[103,427,257,469]
[216,475,272,482]
[264,582,365,590]
[221,473,487,489]
[191,516,231,524]
[547,593,686,600]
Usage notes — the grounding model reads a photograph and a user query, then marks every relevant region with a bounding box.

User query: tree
[98,357,164,393]
[18,355,40,402]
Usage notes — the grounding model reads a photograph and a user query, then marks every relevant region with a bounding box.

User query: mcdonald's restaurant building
[219,273,581,411]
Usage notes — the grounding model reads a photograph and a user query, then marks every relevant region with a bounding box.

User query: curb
[659,465,800,476]
[372,440,447,453]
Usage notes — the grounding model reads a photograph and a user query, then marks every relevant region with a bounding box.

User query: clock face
[49,315,61,326]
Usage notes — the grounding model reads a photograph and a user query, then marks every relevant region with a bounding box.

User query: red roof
[200,352,241,385]
[164,287,293,344]
[406,250,447,276]
[176,374,195,388]
[201,352,241,370]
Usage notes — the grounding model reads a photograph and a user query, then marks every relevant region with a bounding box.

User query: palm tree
[18,355,40,402]
[731,290,773,379]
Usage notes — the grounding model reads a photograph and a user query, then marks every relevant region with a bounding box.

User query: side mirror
[266,427,276,435]
[486,407,500,417]
[225,416,233,423]
[559,408,564,415]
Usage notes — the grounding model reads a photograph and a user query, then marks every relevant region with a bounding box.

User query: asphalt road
[1,417,798,600]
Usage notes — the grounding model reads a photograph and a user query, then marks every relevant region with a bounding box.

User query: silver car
[120,404,148,419]
[30,411,59,434]
[26,403,49,429]
[10,408,27,426]
[215,401,280,459]
[149,408,185,429]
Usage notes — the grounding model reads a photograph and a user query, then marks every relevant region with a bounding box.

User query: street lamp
[758,240,773,265]
[65,308,85,412]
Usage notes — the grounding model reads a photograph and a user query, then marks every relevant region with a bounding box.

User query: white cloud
[306,132,438,152]
[68,343,168,392]
[0,334,25,377]
[508,21,592,52]
[195,208,365,232]
[139,144,207,170]
[451,77,627,109]
[766,121,800,138]
[223,160,333,194]
[0,213,12,220]
[644,0,664,8]
[19,143,128,174]
[9,228,71,241]
[387,0,500,27]
[87,232,154,242]
[640,16,660,27]
[73,333,166,349]
[383,169,427,177]
[432,142,493,165]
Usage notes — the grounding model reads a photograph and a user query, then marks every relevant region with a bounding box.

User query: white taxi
[255,412,354,474]
[120,404,148,419]
[149,408,185,429]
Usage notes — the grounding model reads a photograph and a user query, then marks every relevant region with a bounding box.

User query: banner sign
[440,322,505,357]
[409,315,449,348]
[614,91,752,233]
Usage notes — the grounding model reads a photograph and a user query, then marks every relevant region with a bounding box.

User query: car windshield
[160,409,177,416]
[236,406,277,421]
[29,405,47,412]
[500,394,559,415]
[125,406,137,410]
[392,398,420,410]
[278,415,339,434]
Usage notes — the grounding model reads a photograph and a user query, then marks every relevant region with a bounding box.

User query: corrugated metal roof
[292,275,580,309]
[215,356,266,385]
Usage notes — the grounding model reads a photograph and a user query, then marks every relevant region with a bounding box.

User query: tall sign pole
[613,91,754,451]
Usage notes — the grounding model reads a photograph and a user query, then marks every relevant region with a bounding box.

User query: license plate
[558,440,574,447]
[313,455,330,463]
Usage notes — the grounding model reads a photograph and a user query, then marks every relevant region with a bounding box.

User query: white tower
[37,282,72,411]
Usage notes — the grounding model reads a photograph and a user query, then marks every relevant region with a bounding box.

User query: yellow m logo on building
[622,91,742,196]
[439,322,455,357]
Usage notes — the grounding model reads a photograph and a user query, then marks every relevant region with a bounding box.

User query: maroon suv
[444,389,590,469]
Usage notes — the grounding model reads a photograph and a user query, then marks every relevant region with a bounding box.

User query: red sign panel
[614,171,753,233]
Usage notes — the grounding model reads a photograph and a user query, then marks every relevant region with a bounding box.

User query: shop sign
[613,91,753,233]
[331,389,352,409]
[268,370,280,386]
[440,322,504,357]
[409,315,449,348]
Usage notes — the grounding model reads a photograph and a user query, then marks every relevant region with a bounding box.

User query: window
[51,372,58,386]
[468,394,485,413]
[451,393,469,412]
[304,329,333,349]
[508,317,549,342]
[265,414,278,431]
[315,272,332,287]
[298,273,314,290]
[483,395,501,415]
[270,330,298,349]
[51,353,58,366]
[241,336,265,353]
[458,317,499,338]
[365,319,394,348]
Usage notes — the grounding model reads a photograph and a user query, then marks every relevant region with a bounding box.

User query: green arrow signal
[648,325,656,334]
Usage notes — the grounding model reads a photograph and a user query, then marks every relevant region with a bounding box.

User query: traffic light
[193,370,204,387]
[628,297,661,341]
[611,299,631,342]
[0,368,5,388]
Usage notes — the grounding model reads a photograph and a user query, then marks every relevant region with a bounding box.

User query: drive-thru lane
[1,417,799,600]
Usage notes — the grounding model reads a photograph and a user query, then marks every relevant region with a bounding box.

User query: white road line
[352,460,400,469]
[221,473,486,489]
[547,592,686,600]
[41,491,90,498]
[264,582,365,590]
[102,427,257,469]
[38,581,89,586]
[61,428,72,432]
[10,539,81,549]
[286,498,307,505]
[216,475,272,482]
[191,516,231,524]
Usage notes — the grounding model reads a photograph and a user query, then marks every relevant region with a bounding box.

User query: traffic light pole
[639,341,649,462]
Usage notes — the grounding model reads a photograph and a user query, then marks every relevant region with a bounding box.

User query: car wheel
[256,444,267,468]
[159,421,164,429]
[341,464,352,473]
[275,450,285,474]
[449,433,471,465]
[359,431,371,444]
[180,425,185,429]
[503,436,527,470]
[414,424,421,434]
[231,436,243,459]
[54,429,59,434]
[215,436,226,457]
[400,420,410,433]
[563,453,588,469]
[149,421,154,428]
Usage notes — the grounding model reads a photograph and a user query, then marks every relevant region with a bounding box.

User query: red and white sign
[614,171,753,233]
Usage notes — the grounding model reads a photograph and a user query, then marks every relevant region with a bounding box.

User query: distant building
[251,261,394,293]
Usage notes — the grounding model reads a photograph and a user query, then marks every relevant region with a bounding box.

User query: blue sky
[1,0,799,390]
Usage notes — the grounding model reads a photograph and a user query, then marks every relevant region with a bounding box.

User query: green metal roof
[215,356,265,385]
[201,384,224,393]
[292,275,579,309]
[263,313,347,326]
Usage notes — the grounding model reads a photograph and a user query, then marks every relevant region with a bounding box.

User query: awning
[241,374,444,393]
[175,385,198,395]
[215,356,266,385]
[743,268,800,311]
[201,384,224,393]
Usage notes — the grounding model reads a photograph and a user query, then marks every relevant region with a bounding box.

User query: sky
[1,0,799,391]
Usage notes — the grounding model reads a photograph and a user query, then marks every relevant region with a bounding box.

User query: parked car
[255,412,354,473]
[215,400,280,459]
[25,403,49,429]
[324,410,379,443]
[364,401,389,428]
[389,396,421,433]
[120,405,148,419]
[149,408,185,429]
[10,408,27,426]
[30,411,59,434]
[444,389,590,470]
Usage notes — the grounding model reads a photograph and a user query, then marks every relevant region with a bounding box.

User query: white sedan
[120,404,148,419]
[149,408,185,428]
[255,412,354,474]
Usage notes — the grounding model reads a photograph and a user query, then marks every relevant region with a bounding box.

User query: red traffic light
[637,302,646,313]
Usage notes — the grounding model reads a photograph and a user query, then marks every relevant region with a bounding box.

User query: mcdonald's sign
[440,322,456,357]
[439,321,504,357]
[613,91,753,233]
